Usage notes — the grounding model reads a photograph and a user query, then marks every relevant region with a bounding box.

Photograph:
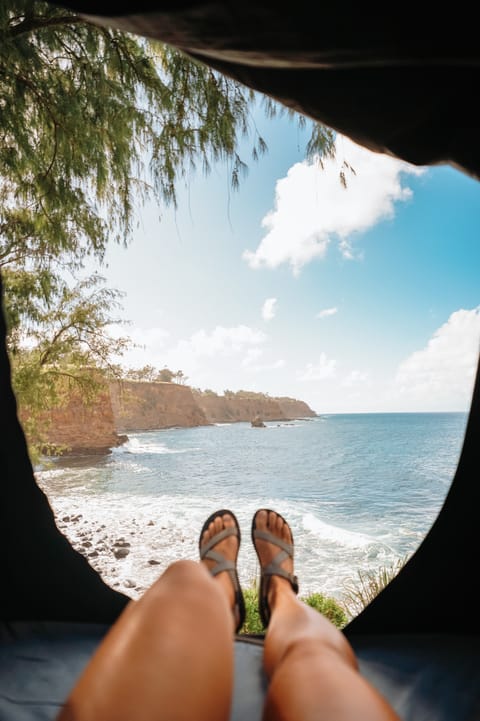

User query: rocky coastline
[54,509,165,598]
[31,382,317,455]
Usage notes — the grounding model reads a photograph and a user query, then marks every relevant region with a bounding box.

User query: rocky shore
[43,489,266,600]
[54,508,186,599]
[29,383,317,455]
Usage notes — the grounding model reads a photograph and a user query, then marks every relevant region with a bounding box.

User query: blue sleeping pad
[1,622,479,721]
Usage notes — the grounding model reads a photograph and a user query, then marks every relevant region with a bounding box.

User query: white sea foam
[113,437,198,455]
[38,486,402,603]
[34,413,465,604]
[302,512,373,549]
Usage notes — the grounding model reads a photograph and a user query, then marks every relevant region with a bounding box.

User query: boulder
[251,416,266,428]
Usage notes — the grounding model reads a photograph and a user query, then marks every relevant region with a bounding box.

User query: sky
[86,100,480,414]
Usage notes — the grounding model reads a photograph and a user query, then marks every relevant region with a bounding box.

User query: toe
[256,508,268,532]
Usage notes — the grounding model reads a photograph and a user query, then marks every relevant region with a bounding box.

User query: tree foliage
[7,272,130,406]
[5,271,131,459]
[0,0,337,457]
[0,0,336,285]
[123,365,187,384]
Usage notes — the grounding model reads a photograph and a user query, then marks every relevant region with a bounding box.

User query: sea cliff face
[194,392,316,424]
[28,382,316,453]
[27,388,127,454]
[110,380,208,432]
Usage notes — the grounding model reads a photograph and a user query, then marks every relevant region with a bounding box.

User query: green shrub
[302,592,348,629]
[239,585,347,634]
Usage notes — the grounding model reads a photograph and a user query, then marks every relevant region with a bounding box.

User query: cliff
[276,397,316,419]
[193,391,316,424]
[26,382,316,454]
[25,388,127,454]
[110,380,208,432]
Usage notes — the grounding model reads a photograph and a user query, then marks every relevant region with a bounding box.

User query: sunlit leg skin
[56,560,234,721]
[257,510,401,721]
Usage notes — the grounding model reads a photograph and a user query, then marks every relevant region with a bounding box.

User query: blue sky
[91,100,480,414]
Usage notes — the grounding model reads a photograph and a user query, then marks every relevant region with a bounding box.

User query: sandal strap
[263,560,299,593]
[253,528,294,556]
[253,528,298,594]
[203,550,237,578]
[199,509,246,634]
[200,526,238,558]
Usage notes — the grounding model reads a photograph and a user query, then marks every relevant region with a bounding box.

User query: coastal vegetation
[341,558,408,618]
[241,586,348,634]
[241,558,408,632]
[1,0,335,462]
[123,366,188,384]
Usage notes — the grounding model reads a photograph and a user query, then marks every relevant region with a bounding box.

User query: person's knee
[162,559,205,583]
[148,559,229,624]
[153,559,219,601]
[148,560,202,594]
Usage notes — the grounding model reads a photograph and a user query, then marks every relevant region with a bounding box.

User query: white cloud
[243,136,424,275]
[242,348,263,366]
[316,307,338,319]
[341,370,370,387]
[262,297,277,321]
[392,307,480,410]
[118,324,267,381]
[244,357,286,372]
[128,326,170,348]
[174,325,267,360]
[111,325,170,369]
[297,353,337,381]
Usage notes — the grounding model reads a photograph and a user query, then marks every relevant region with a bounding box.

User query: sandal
[251,508,299,628]
[199,509,246,634]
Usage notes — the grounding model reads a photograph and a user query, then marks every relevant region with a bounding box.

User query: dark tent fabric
[0,274,130,624]
[1,3,480,719]
[54,2,480,183]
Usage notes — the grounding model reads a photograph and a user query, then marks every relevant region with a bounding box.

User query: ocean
[36,412,468,603]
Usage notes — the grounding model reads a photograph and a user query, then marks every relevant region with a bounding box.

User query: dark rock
[251,415,266,427]
[113,547,130,559]
[148,559,161,565]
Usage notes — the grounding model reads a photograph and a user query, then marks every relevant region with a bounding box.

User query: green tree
[5,272,131,457]
[173,369,187,384]
[0,0,338,458]
[0,0,336,302]
[124,365,158,382]
[157,367,175,383]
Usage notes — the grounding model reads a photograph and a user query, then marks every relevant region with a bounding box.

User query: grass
[239,557,409,634]
[340,557,409,619]
[239,584,348,635]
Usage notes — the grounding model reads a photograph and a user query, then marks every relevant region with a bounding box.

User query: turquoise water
[37,412,468,599]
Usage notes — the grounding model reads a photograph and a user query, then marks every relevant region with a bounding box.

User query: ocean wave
[302,512,374,549]
[113,438,198,456]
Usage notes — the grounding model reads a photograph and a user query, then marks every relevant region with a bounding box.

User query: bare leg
[254,510,401,721]
[57,513,240,721]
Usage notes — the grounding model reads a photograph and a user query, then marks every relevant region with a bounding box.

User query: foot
[199,509,245,633]
[251,509,299,627]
